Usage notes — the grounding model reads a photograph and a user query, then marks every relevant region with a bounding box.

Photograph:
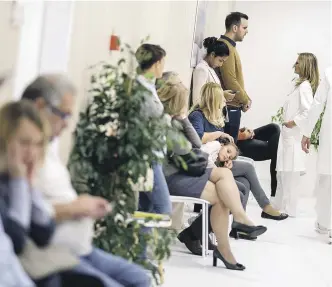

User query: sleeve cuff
[8,178,31,229]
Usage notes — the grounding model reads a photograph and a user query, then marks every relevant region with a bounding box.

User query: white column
[13,0,75,100]
[13,1,45,100]
[38,1,75,74]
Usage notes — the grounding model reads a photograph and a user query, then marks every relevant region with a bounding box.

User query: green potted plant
[271,106,324,150]
[68,40,185,284]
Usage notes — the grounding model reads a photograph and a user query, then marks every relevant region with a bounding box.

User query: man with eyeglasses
[21,74,150,287]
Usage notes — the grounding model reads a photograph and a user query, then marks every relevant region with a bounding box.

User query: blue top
[188,109,224,139]
[0,174,55,255]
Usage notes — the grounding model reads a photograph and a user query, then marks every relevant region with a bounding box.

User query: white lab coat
[276,80,313,172]
[296,67,332,230]
[296,67,332,175]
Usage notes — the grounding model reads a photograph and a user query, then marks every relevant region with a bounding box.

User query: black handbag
[171,148,209,177]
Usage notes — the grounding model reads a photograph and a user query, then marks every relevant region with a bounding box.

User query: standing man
[217,12,250,142]
[217,12,281,198]
[298,67,332,236]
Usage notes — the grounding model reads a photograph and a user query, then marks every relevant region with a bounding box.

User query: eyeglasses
[47,103,71,120]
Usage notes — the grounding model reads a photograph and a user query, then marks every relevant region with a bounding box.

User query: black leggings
[237,123,280,197]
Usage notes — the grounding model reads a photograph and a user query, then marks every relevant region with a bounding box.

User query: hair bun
[203,37,218,49]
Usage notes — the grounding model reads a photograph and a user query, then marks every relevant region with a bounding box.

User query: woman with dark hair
[191,37,235,108]
[135,44,171,215]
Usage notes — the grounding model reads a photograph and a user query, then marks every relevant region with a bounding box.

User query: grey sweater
[163,118,202,177]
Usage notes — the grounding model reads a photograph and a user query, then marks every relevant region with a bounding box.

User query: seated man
[21,74,150,287]
[236,124,280,198]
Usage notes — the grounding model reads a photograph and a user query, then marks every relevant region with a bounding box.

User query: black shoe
[229,229,257,240]
[212,249,245,271]
[232,222,267,238]
[178,230,202,256]
[200,235,217,250]
[261,211,288,221]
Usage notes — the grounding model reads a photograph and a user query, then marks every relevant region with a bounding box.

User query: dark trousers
[35,273,105,287]
[188,206,213,241]
[237,123,280,197]
[224,107,242,142]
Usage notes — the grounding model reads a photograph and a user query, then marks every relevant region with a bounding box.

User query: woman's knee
[200,181,218,205]
[269,123,280,135]
[210,167,233,182]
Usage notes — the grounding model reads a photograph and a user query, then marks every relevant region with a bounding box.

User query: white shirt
[277,81,313,172]
[35,142,94,256]
[192,60,221,106]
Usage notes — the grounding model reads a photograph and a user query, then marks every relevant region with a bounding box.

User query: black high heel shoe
[232,222,267,239]
[212,249,245,271]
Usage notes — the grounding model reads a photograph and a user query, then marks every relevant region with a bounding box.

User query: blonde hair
[0,100,49,160]
[294,53,319,94]
[157,73,188,116]
[199,83,226,127]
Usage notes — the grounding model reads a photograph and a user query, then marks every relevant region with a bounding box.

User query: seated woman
[135,43,172,216]
[157,72,267,270]
[188,83,288,228]
[0,101,102,287]
[0,100,62,287]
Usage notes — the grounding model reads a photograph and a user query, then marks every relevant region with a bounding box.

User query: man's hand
[283,121,296,129]
[242,99,252,112]
[301,136,311,154]
[72,194,110,219]
[224,160,233,169]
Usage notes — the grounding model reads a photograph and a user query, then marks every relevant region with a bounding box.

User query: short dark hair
[225,12,249,31]
[135,44,166,71]
[203,37,229,57]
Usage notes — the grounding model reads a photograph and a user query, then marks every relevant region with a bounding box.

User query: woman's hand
[224,160,233,169]
[220,132,234,143]
[283,121,296,129]
[7,142,26,179]
[238,127,254,140]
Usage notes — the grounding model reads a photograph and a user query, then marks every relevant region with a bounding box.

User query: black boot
[177,228,202,256]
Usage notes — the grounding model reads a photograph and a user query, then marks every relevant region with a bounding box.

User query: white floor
[163,197,332,287]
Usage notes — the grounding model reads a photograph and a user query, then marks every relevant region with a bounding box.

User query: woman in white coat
[276,53,319,217]
[299,66,332,235]
[191,37,235,108]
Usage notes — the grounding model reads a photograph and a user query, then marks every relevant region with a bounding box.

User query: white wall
[0,1,21,104]
[64,0,233,162]
[234,1,331,128]
[233,1,331,196]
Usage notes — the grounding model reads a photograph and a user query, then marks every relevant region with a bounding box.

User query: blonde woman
[276,53,320,217]
[189,83,288,231]
[158,72,267,270]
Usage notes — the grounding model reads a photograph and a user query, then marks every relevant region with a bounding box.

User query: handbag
[19,239,79,280]
[171,148,209,177]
